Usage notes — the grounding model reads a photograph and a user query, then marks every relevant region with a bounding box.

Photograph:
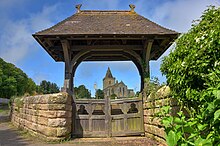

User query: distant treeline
[0,58,59,99]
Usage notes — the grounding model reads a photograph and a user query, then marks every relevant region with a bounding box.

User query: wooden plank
[145,40,154,74]
[73,98,144,137]
[71,45,142,51]
[61,40,71,69]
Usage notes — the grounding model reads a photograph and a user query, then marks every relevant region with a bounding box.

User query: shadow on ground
[0,124,33,146]
[0,107,32,146]
[0,113,162,146]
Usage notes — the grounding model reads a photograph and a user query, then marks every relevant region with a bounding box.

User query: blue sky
[0,0,219,96]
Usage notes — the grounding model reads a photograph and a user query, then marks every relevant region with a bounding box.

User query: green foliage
[26,78,37,95]
[14,97,24,112]
[160,6,220,146]
[38,80,60,94]
[95,89,104,99]
[144,77,162,98]
[110,93,117,99]
[0,58,37,98]
[74,85,91,99]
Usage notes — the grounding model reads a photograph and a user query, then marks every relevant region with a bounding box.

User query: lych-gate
[33,4,178,137]
[73,97,144,137]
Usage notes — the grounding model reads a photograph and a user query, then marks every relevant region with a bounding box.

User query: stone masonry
[143,86,179,144]
[11,92,72,141]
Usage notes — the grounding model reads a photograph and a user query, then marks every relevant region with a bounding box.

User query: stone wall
[11,92,72,141]
[143,86,178,144]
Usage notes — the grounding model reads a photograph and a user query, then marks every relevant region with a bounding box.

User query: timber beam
[61,40,73,95]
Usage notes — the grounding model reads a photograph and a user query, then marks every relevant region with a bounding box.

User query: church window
[109,81,111,85]
[123,87,125,96]
[111,88,114,94]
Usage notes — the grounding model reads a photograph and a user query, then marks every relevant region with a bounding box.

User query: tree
[26,78,36,95]
[39,80,60,94]
[0,58,38,98]
[74,85,91,99]
[160,6,220,145]
[95,89,104,99]
[110,93,117,99]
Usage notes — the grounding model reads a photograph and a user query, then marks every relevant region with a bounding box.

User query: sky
[0,0,219,96]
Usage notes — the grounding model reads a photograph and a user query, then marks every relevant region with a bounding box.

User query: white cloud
[152,0,218,32]
[32,72,50,85]
[0,4,59,65]
[30,4,59,31]
[143,0,219,83]
[0,20,33,64]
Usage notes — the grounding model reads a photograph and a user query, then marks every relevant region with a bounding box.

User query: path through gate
[72,97,144,137]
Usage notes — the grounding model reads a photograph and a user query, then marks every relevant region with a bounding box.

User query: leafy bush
[160,6,220,146]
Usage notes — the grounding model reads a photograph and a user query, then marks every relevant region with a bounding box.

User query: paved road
[0,115,162,146]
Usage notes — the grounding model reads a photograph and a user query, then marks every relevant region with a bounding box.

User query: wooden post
[143,40,153,78]
[105,96,111,137]
[61,40,73,95]
[142,40,153,98]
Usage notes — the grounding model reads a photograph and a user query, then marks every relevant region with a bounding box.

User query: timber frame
[33,4,179,97]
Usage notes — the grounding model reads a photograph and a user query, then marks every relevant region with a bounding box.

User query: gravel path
[0,115,162,146]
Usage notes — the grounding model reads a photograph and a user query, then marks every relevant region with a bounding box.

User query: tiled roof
[34,10,177,35]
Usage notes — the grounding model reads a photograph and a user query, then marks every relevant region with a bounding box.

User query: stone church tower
[103,67,115,89]
[103,67,134,98]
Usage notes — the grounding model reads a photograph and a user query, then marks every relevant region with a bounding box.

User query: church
[103,67,135,98]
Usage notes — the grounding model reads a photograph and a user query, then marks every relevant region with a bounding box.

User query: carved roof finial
[129,4,135,12]
[75,4,82,13]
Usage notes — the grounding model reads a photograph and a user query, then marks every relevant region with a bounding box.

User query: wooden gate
[72,97,144,137]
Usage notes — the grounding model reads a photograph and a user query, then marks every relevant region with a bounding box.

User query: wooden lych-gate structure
[33,4,178,137]
[73,97,144,137]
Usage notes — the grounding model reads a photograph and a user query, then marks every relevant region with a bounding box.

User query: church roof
[34,5,177,36]
[104,67,114,79]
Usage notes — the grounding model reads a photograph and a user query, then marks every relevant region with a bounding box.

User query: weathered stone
[57,127,71,137]
[48,118,67,127]
[147,86,171,102]
[37,116,48,125]
[26,115,32,122]
[145,133,167,146]
[56,111,72,118]
[144,124,165,138]
[36,104,49,110]
[37,125,57,137]
[28,104,37,109]
[48,93,68,104]
[11,93,73,141]
[38,110,56,118]
[31,116,38,123]
[48,104,72,110]
[28,121,38,131]
[156,86,170,99]
[38,96,49,104]
[144,116,162,126]
[144,107,163,116]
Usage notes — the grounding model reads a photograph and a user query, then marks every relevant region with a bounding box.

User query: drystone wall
[11,92,72,141]
[143,86,179,144]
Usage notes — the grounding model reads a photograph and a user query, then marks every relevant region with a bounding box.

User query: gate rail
[72,97,144,137]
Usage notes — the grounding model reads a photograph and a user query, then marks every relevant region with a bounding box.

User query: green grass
[0,104,10,115]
